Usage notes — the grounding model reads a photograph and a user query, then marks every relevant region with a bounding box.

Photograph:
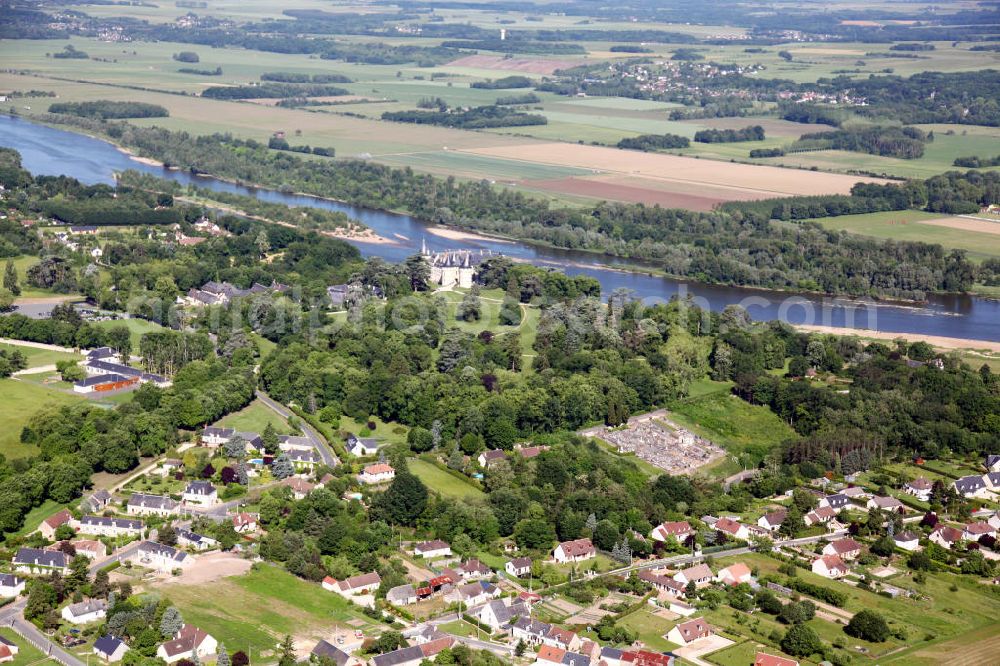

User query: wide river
[3,114,999,341]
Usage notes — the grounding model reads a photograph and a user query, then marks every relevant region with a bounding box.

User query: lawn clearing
[0,628,58,666]
[667,392,796,464]
[0,342,81,368]
[617,608,678,652]
[163,563,385,661]
[218,399,291,435]
[91,317,166,348]
[0,378,84,459]
[407,458,485,500]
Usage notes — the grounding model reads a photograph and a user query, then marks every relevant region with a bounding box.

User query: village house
[0,636,18,664]
[157,625,217,664]
[93,635,128,662]
[323,572,381,596]
[346,436,380,457]
[232,512,258,533]
[182,481,218,506]
[651,521,695,543]
[477,450,506,468]
[176,528,218,552]
[812,555,848,579]
[358,463,396,485]
[83,490,113,513]
[155,459,184,477]
[867,496,904,512]
[286,448,318,470]
[132,541,190,572]
[78,515,143,538]
[0,574,25,598]
[39,509,73,540]
[458,559,492,580]
[63,539,104,559]
[714,517,750,541]
[282,477,315,500]
[803,506,837,528]
[479,598,530,630]
[278,434,313,451]
[200,426,235,447]
[823,537,862,561]
[621,650,675,666]
[127,493,179,517]
[757,510,786,533]
[984,471,1000,491]
[716,562,754,586]
[673,563,713,589]
[989,511,1000,531]
[954,475,989,499]
[445,580,499,607]
[666,617,714,646]
[372,638,454,666]
[818,493,852,513]
[930,525,965,549]
[517,445,547,459]
[83,359,171,389]
[755,653,798,666]
[13,547,70,575]
[553,538,596,563]
[986,455,1000,473]
[506,556,532,578]
[414,539,452,559]
[640,569,687,598]
[534,645,567,666]
[903,477,934,502]
[893,530,921,551]
[311,640,361,666]
[507,617,557,648]
[839,486,869,500]
[61,599,107,625]
[385,584,417,606]
[963,521,996,542]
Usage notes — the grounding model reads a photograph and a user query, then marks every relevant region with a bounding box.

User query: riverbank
[796,324,1000,353]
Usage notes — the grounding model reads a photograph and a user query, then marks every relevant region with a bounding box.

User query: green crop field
[806,209,1000,260]
[407,457,485,500]
[164,564,386,661]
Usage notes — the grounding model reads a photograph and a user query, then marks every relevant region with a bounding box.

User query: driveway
[673,635,734,666]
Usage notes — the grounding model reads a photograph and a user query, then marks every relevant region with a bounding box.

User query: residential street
[256,390,340,467]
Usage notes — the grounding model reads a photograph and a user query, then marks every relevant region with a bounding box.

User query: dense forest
[47,100,169,119]
[381,105,547,129]
[201,83,349,100]
[790,126,930,159]
[469,76,534,90]
[616,133,690,151]
[32,118,979,299]
[693,126,765,143]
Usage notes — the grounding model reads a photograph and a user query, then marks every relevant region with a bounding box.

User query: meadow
[407,457,485,501]
[0,342,81,367]
[217,399,292,435]
[0,378,84,459]
[163,564,386,661]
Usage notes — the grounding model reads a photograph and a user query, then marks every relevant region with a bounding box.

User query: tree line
[47,101,169,119]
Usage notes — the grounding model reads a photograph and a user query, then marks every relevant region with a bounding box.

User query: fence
[6,619,84,666]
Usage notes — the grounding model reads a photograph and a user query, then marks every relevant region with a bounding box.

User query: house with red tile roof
[812,555,848,579]
[39,510,73,540]
[666,617,713,646]
[822,537,862,561]
[553,538,595,563]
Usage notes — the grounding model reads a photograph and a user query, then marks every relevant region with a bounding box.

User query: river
[3,114,999,341]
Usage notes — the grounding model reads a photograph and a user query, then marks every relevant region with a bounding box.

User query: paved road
[256,390,339,467]
[0,599,86,666]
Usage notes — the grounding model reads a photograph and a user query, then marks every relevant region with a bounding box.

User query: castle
[422,240,494,289]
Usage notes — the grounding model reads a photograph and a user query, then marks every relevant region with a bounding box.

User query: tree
[278,635,295,666]
[262,423,280,455]
[845,610,890,642]
[407,427,434,453]
[4,259,19,296]
[216,644,230,666]
[271,453,295,479]
[232,653,249,666]
[373,470,427,526]
[593,519,619,551]
[871,534,895,557]
[458,285,482,321]
[224,434,247,460]
[779,600,816,625]
[404,254,430,292]
[93,569,110,598]
[160,606,183,638]
[780,623,822,657]
[159,524,177,547]
[68,555,90,591]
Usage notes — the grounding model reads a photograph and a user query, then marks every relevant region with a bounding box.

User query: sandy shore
[324,225,398,245]
[425,226,514,243]
[796,324,1000,353]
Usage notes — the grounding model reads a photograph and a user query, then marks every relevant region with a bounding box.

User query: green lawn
[0,628,58,666]
[91,318,166,348]
[165,564,386,662]
[8,498,69,539]
[342,415,409,447]
[407,458,485,500]
[617,608,678,652]
[0,342,81,368]
[0,378,84,459]
[667,392,796,465]
[218,399,291,435]
[706,640,806,666]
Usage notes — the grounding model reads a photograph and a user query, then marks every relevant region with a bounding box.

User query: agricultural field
[806,210,1000,261]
